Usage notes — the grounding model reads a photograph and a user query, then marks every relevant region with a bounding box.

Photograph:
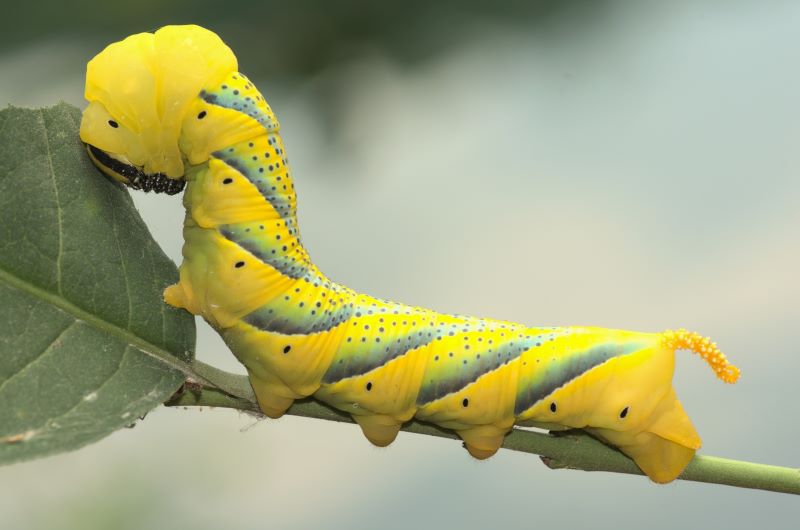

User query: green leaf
[0,103,196,465]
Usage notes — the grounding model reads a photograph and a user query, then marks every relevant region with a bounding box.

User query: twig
[165,365,800,496]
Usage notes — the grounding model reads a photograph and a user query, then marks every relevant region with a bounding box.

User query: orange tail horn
[661,329,741,384]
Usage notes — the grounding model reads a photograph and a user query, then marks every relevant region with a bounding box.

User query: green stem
[165,365,800,496]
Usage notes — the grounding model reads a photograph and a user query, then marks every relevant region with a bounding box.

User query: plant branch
[165,364,800,496]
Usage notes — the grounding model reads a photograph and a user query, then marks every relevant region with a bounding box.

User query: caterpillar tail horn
[661,329,741,384]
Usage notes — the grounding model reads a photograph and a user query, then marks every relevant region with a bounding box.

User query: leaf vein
[0,319,76,394]
[39,342,130,432]
[110,204,133,329]
[39,108,64,296]
[0,266,195,383]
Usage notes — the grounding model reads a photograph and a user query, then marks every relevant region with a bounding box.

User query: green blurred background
[2,1,799,529]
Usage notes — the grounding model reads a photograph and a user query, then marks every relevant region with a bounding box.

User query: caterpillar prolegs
[79,25,740,484]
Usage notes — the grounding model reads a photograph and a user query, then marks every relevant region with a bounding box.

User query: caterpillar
[79,25,740,484]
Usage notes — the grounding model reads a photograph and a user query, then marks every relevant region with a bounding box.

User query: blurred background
[2,0,799,528]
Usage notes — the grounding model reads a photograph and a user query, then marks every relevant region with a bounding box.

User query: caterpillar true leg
[79,25,740,484]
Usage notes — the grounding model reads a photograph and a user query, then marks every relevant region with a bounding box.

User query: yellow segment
[314,316,431,447]
[225,320,347,400]
[170,226,294,329]
[180,73,280,164]
[186,159,280,228]
[416,357,519,431]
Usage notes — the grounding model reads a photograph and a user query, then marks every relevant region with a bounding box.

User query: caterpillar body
[79,25,740,484]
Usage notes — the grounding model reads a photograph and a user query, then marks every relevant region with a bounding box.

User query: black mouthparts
[87,145,186,195]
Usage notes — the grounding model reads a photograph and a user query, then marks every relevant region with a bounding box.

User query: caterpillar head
[80,25,237,194]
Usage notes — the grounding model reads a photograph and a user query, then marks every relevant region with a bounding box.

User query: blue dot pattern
[199,73,279,132]
[212,133,298,234]
[417,330,560,405]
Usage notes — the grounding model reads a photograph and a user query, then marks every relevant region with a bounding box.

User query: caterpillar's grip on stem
[661,329,741,384]
[79,25,740,485]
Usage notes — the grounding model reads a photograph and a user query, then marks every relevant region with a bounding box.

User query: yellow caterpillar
[79,25,740,483]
